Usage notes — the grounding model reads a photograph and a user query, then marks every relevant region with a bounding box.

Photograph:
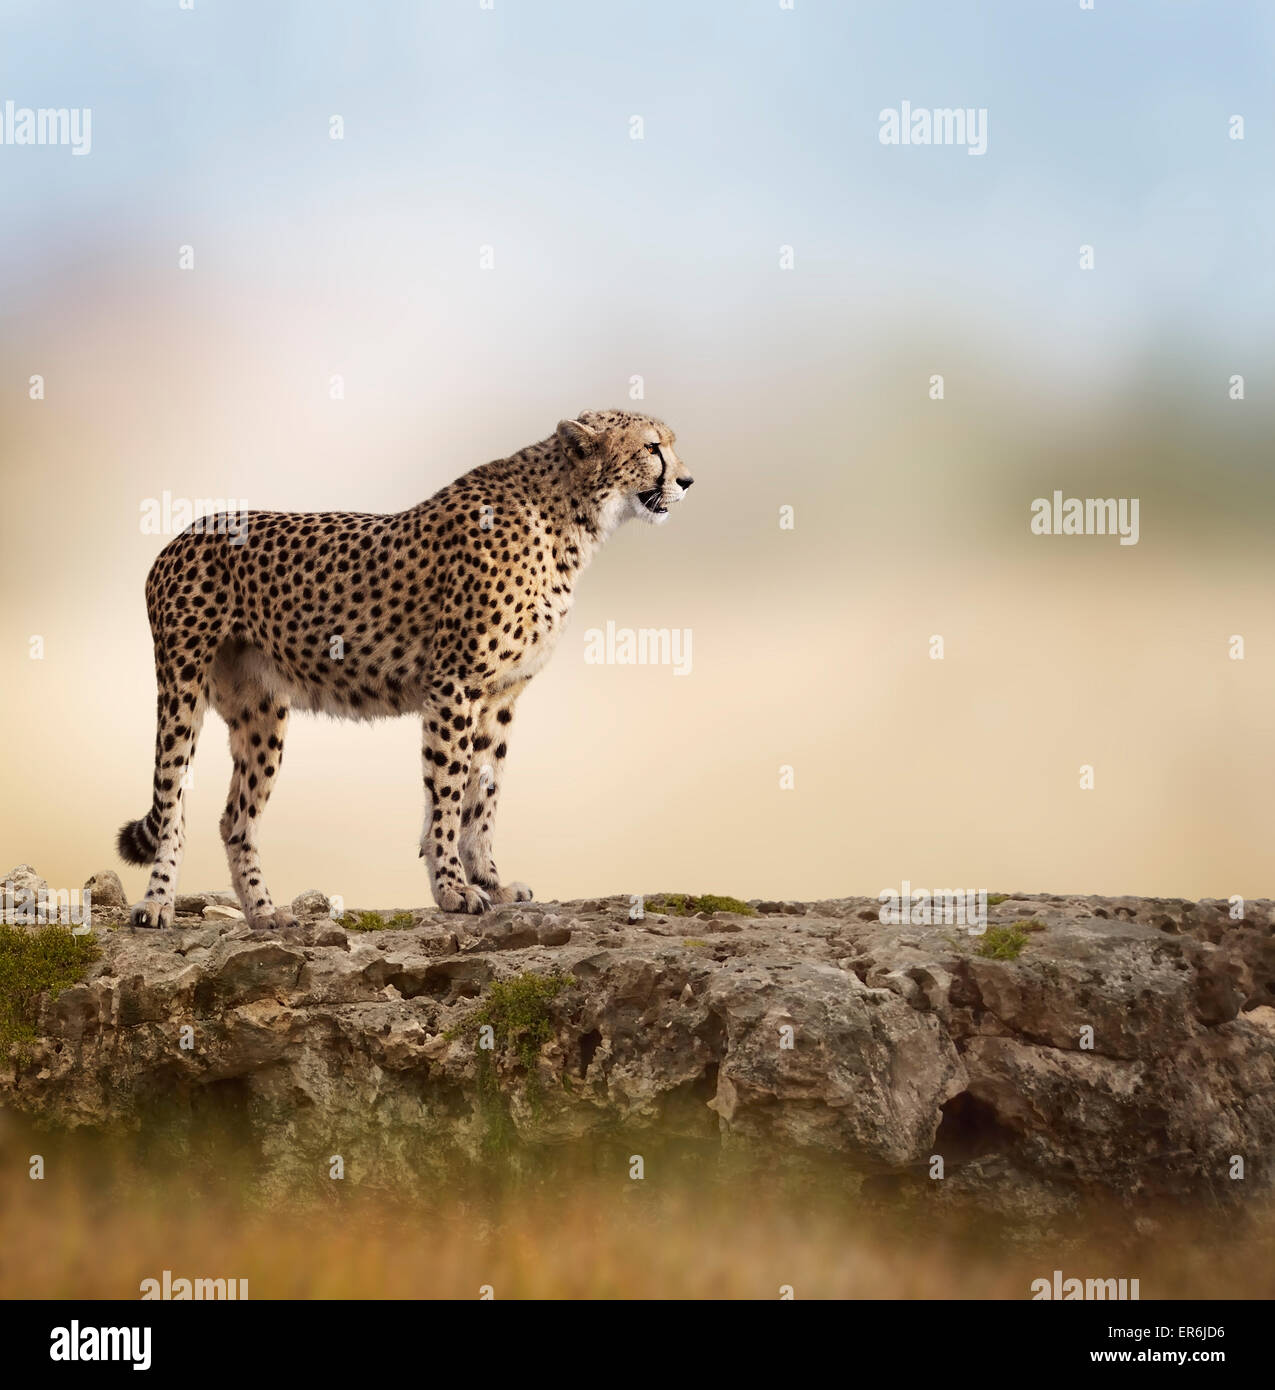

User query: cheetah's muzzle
[117,409,693,923]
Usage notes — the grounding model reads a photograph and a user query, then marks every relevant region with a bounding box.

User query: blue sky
[2,0,1272,361]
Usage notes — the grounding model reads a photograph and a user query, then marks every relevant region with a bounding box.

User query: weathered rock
[83,869,127,910]
[203,904,246,921]
[175,890,238,915]
[3,864,48,905]
[290,889,331,917]
[754,900,807,916]
[1,892,1272,1211]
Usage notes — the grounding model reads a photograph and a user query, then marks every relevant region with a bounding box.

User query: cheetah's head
[556,410,693,529]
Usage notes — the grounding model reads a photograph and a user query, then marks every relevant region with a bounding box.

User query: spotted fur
[118,410,693,926]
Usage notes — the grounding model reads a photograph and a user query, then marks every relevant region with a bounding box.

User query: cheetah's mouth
[636,489,668,515]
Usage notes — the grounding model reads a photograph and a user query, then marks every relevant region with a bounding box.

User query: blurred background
[2,0,1273,908]
[2,1111,1271,1299]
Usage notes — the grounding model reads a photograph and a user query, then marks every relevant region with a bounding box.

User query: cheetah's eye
[644,442,660,454]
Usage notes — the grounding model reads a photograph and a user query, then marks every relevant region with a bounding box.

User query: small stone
[291,889,331,917]
[203,903,246,921]
[83,870,127,909]
[176,889,238,915]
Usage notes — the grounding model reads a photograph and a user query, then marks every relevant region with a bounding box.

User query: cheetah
[117,410,693,927]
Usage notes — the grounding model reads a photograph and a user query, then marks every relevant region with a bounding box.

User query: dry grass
[1,1119,1271,1300]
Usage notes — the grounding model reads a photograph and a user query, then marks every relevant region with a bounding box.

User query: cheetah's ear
[556,417,600,460]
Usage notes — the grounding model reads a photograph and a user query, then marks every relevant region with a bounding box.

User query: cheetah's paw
[486,881,533,905]
[130,900,174,930]
[435,884,492,915]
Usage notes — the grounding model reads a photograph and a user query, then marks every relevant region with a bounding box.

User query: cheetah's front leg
[420,696,489,914]
[459,688,532,905]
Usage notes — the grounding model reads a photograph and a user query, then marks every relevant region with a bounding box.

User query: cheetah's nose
[679,477,694,490]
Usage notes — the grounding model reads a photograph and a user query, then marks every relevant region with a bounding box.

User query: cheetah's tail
[117,815,159,866]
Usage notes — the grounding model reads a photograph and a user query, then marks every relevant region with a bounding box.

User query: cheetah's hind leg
[208,645,298,934]
[119,631,216,929]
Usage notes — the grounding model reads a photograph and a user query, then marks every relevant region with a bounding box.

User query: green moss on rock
[975,920,1045,960]
[447,971,573,1071]
[446,971,575,1142]
[340,910,415,931]
[0,924,99,1059]
[645,893,755,918]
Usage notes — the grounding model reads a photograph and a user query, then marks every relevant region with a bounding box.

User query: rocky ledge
[4,888,1274,1213]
